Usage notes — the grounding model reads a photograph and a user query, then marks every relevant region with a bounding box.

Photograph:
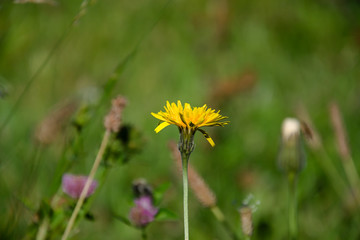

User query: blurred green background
[1,0,360,239]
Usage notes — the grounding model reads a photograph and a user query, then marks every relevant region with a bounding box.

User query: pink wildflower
[62,174,98,199]
[129,196,158,228]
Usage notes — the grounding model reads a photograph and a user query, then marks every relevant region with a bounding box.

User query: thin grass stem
[210,206,240,240]
[0,0,93,136]
[61,130,111,240]
[35,216,50,240]
[342,158,360,207]
[141,228,147,240]
[297,105,348,199]
[329,102,360,208]
[317,149,347,198]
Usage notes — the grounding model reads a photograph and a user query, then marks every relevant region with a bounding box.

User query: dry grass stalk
[210,70,256,105]
[295,104,322,150]
[210,0,230,43]
[34,101,78,145]
[237,169,257,191]
[104,96,127,133]
[329,102,360,208]
[239,206,253,237]
[295,103,348,199]
[329,102,351,160]
[62,96,127,240]
[168,141,216,208]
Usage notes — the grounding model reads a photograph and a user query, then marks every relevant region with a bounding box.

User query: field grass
[1,0,360,239]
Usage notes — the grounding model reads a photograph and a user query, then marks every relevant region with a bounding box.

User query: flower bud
[277,118,306,175]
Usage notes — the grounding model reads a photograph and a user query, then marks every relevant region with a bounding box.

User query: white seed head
[282,118,301,141]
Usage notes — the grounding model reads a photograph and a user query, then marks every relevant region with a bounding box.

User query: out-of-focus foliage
[1,0,360,239]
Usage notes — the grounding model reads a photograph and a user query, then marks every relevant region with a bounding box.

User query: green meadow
[1,0,360,239]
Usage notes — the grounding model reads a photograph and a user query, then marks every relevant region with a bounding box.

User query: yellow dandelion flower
[151,100,228,147]
[151,101,228,239]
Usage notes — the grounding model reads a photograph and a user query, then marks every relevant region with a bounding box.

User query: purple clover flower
[62,174,98,199]
[129,196,158,228]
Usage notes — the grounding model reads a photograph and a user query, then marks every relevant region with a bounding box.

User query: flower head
[277,118,306,175]
[104,95,127,133]
[62,174,98,199]
[281,118,301,141]
[151,101,228,147]
[129,196,158,228]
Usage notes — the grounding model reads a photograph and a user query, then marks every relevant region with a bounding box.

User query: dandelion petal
[154,122,170,133]
[198,128,215,147]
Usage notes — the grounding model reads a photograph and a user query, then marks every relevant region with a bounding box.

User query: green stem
[141,228,147,240]
[22,145,42,196]
[210,206,240,240]
[35,216,49,240]
[178,129,194,240]
[342,156,360,208]
[288,173,297,240]
[317,149,347,198]
[181,152,190,240]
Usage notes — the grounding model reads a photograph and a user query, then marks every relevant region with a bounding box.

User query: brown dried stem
[61,96,126,240]
[296,104,347,199]
[34,101,78,145]
[329,102,360,207]
[61,130,110,240]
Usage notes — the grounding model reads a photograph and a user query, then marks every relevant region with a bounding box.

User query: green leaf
[153,182,171,205]
[50,209,69,230]
[113,214,132,227]
[39,199,53,218]
[102,49,137,103]
[155,208,178,221]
